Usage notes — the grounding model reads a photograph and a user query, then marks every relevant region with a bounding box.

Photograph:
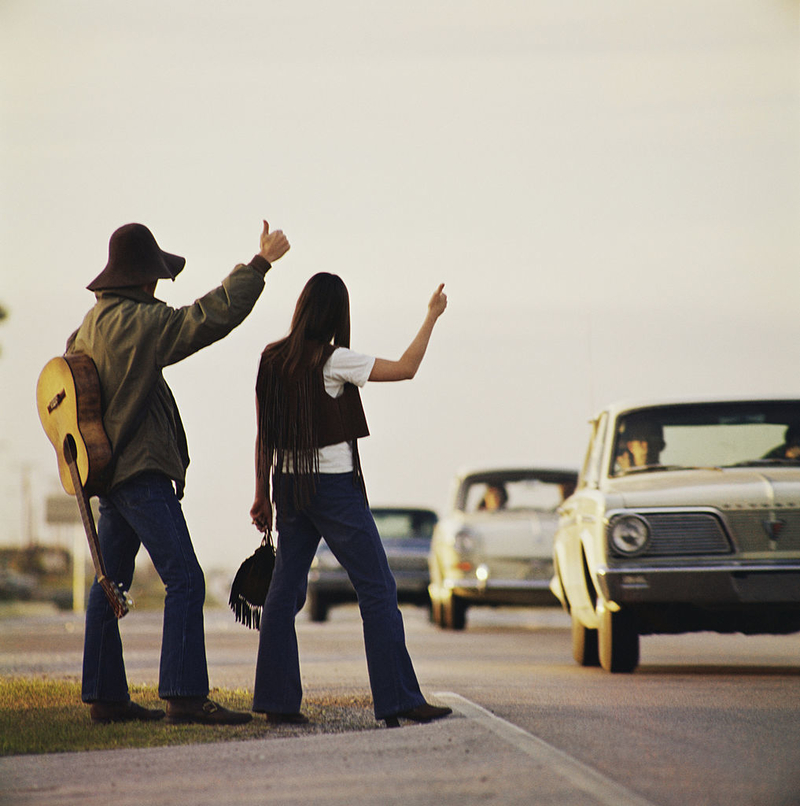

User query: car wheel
[307,590,329,623]
[571,610,599,667]
[597,604,639,673]
[429,595,442,625]
[442,592,467,630]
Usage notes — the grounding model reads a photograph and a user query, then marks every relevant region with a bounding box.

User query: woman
[250,272,450,728]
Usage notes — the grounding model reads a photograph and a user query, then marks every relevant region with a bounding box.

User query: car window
[610,402,800,476]
[372,511,436,540]
[465,479,568,513]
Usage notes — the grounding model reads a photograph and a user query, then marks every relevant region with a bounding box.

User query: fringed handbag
[228,530,275,630]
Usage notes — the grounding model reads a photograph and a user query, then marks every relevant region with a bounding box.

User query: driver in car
[615,418,666,473]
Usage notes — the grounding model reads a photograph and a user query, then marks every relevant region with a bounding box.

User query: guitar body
[36,354,112,497]
[36,353,129,618]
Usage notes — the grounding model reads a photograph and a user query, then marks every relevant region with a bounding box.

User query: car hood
[604,467,800,510]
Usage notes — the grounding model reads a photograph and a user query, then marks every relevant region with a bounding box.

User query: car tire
[442,592,467,630]
[597,604,639,673]
[429,596,442,625]
[571,611,600,667]
[307,590,329,623]
[428,597,440,624]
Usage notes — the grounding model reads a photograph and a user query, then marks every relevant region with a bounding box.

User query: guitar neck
[65,441,129,619]
[66,452,107,579]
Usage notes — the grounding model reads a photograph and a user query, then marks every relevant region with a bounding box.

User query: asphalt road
[1,602,800,806]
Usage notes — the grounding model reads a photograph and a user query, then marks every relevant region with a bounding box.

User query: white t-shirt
[317,347,375,473]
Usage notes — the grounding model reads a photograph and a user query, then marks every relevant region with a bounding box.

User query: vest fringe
[256,345,366,512]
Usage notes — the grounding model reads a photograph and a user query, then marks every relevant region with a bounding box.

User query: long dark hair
[262,272,351,377]
[256,273,353,511]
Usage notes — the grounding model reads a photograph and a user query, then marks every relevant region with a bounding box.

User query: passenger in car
[478,484,508,511]
[763,424,800,460]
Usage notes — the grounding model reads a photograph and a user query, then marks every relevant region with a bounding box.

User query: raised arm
[369,284,447,382]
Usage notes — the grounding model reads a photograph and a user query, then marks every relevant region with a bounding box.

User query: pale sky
[1,0,798,571]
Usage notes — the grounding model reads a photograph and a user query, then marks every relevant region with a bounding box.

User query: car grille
[635,512,732,556]
[720,511,800,552]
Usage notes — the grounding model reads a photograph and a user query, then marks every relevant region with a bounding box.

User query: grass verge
[0,678,378,756]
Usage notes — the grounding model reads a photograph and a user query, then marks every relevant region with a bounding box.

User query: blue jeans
[81,472,210,703]
[252,474,425,719]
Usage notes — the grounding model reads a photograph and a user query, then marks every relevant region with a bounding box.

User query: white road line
[434,692,658,806]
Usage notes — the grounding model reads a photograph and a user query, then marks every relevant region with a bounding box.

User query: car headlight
[608,514,650,556]
[454,528,479,555]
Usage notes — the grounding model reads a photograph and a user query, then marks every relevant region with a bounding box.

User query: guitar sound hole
[63,433,78,463]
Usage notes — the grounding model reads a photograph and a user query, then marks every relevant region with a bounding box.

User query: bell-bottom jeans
[252,473,426,720]
[81,472,210,703]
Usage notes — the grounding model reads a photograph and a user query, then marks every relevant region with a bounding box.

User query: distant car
[551,397,800,673]
[0,568,35,601]
[428,467,579,630]
[306,507,438,622]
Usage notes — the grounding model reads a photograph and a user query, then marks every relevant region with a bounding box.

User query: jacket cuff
[249,255,272,276]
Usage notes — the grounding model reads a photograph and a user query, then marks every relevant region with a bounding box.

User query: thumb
[262,219,270,235]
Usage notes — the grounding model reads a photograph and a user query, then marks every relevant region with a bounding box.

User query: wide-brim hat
[87,223,185,291]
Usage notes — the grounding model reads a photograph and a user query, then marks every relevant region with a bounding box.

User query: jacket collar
[95,287,163,304]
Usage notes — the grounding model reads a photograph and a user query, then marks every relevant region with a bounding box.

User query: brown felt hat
[87,223,185,291]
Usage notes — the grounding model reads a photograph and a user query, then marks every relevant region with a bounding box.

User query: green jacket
[67,257,269,496]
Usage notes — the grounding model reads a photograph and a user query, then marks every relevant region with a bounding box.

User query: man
[67,220,289,725]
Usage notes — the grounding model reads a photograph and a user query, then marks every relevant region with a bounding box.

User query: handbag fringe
[228,593,263,631]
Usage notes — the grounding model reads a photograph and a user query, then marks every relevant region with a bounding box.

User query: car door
[556,412,609,610]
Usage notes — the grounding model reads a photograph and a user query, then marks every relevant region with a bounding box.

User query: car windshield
[372,511,437,540]
[463,477,572,513]
[610,401,800,477]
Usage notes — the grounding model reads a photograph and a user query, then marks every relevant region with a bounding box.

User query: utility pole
[21,465,37,547]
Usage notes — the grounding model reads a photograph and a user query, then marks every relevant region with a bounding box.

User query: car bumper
[597,563,800,605]
[444,577,558,606]
[308,571,429,602]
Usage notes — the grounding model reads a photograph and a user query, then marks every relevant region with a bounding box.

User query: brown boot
[90,700,166,724]
[263,711,310,725]
[383,702,453,728]
[165,697,252,726]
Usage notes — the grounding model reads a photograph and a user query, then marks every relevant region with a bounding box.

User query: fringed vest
[256,342,369,510]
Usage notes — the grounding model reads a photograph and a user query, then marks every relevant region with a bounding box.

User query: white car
[428,467,578,630]
[551,397,800,673]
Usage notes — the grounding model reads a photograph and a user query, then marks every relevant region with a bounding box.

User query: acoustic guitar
[36,354,130,618]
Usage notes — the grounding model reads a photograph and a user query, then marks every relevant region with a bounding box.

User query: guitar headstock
[99,577,132,619]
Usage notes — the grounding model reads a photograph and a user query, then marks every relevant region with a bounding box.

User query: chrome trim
[605,505,727,523]
[444,578,551,591]
[598,562,800,576]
